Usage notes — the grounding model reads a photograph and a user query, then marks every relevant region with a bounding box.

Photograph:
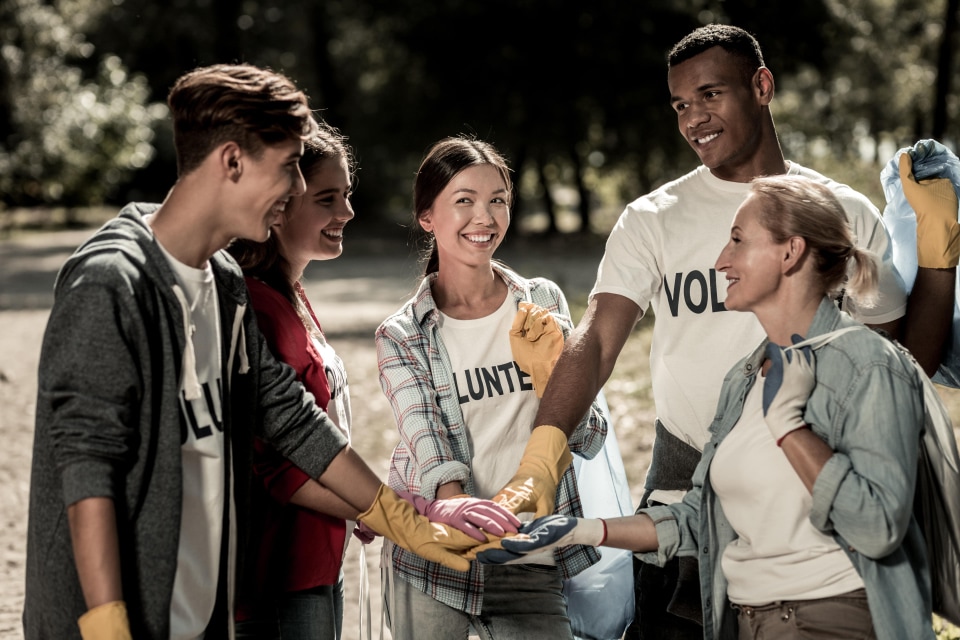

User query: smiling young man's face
[668,46,770,183]
[233,137,307,243]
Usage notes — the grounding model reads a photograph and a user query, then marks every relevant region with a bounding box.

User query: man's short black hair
[668,24,765,82]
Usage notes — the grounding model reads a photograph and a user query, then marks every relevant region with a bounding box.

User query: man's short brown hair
[168,63,319,175]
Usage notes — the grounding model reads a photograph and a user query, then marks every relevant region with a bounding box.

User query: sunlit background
[2,0,958,237]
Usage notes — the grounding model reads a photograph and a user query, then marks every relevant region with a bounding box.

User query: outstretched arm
[535,293,642,434]
[886,152,960,376]
[892,267,955,377]
[289,480,363,519]
[491,293,641,517]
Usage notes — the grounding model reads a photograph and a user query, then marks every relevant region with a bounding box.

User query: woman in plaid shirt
[375,136,607,639]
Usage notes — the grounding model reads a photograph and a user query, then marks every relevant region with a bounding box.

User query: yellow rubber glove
[357,485,485,572]
[461,530,513,561]
[491,425,573,518]
[899,153,960,268]
[510,302,564,398]
[77,601,132,640]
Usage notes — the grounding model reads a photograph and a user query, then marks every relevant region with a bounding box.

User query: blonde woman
[484,175,934,640]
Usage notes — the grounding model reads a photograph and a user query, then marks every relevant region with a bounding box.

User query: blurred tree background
[1,0,958,237]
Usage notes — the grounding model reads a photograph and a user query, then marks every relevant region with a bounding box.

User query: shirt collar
[409,262,529,327]
[740,296,844,376]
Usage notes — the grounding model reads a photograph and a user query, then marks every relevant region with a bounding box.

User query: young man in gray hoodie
[23,63,517,640]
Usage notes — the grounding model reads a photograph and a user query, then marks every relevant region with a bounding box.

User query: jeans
[383,562,573,640]
[235,579,344,640]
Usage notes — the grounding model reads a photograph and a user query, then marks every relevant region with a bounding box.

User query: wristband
[599,518,608,546]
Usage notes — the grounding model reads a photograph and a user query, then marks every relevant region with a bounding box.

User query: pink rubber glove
[396,489,522,542]
[353,521,379,544]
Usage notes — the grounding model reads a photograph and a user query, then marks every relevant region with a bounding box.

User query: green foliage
[3,0,960,227]
[774,0,947,161]
[0,0,164,207]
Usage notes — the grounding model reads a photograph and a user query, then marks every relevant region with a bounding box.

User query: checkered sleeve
[375,314,471,499]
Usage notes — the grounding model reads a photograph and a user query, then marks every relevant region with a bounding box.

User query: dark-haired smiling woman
[375,136,607,640]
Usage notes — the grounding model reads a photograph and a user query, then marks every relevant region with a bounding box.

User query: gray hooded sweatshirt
[23,203,349,639]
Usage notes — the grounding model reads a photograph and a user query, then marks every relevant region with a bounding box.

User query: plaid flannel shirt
[375,263,606,615]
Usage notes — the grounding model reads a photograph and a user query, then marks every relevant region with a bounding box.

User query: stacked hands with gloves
[355,302,581,568]
[493,302,573,518]
[353,487,522,571]
[353,322,821,568]
[474,335,821,566]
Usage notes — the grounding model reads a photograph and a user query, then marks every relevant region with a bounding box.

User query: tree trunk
[569,144,591,233]
[213,0,243,63]
[538,155,558,234]
[309,3,346,127]
[933,0,959,140]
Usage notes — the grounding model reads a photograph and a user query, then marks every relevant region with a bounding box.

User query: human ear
[783,236,807,273]
[219,142,243,182]
[418,211,433,233]
[755,67,775,105]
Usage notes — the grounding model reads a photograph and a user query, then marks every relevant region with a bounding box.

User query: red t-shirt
[236,277,346,618]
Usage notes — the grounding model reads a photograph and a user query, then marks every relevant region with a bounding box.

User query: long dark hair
[228,116,355,328]
[413,135,513,275]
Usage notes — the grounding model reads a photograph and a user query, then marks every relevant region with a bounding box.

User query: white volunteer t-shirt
[439,293,554,565]
[156,241,225,640]
[710,381,864,604]
[592,163,906,460]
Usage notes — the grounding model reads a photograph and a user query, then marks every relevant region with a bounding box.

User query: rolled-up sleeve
[45,281,143,505]
[43,268,144,506]
[636,465,705,566]
[809,363,923,558]
[376,320,470,498]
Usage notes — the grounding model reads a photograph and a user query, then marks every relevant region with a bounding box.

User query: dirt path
[9,227,953,639]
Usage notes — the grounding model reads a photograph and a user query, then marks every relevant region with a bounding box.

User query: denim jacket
[639,298,934,640]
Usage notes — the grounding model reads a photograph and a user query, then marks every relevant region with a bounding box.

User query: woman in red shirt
[228,119,363,640]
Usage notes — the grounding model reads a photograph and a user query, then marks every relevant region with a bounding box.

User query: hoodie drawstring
[785,326,863,353]
[172,284,203,401]
[227,304,250,387]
